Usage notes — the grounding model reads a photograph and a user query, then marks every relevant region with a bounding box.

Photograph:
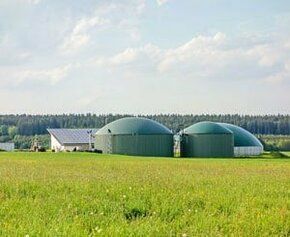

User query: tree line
[0,114,290,150]
[1,114,290,137]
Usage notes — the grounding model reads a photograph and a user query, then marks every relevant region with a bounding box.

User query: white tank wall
[0,143,15,151]
[234,146,263,156]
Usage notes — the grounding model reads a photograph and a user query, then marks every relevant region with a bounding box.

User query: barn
[47,129,99,152]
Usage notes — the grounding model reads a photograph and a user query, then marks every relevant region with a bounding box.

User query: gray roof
[47,128,99,145]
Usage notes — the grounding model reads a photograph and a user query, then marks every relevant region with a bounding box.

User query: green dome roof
[96,117,172,135]
[184,121,233,134]
[218,123,263,147]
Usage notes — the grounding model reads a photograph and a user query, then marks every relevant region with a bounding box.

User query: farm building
[218,123,263,156]
[180,121,234,157]
[180,121,263,157]
[0,143,14,151]
[47,129,98,152]
[95,117,173,157]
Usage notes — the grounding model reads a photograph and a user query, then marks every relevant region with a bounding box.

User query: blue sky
[1,0,290,114]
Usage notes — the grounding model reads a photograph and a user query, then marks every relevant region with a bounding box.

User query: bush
[38,147,46,152]
[269,152,289,158]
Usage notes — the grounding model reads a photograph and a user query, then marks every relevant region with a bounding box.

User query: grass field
[283,151,290,157]
[0,153,289,236]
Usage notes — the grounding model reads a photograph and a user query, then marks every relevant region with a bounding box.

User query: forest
[0,114,290,150]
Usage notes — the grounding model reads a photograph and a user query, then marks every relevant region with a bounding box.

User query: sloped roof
[96,117,172,135]
[47,128,99,145]
[184,121,233,134]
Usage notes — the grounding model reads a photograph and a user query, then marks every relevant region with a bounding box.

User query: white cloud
[156,0,170,6]
[93,1,145,17]
[72,17,107,36]
[111,48,139,65]
[27,0,41,4]
[94,32,290,85]
[96,48,138,66]
[96,44,161,67]
[95,32,227,70]
[158,32,226,72]
[0,34,33,65]
[59,1,146,54]
[136,1,145,13]
[60,16,108,53]
[265,60,290,83]
[15,65,72,85]
[246,44,281,67]
[60,35,90,53]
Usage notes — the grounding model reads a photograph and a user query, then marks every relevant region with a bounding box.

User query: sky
[1,0,290,115]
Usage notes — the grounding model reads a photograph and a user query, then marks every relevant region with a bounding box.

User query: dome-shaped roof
[96,117,172,135]
[218,123,263,147]
[184,121,233,134]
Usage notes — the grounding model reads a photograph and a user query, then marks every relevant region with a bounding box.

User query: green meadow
[0,152,289,236]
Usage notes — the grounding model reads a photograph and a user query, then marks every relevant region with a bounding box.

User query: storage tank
[180,121,234,157]
[95,117,173,157]
[218,123,263,156]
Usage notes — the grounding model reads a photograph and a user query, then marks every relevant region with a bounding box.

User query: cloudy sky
[1,0,290,115]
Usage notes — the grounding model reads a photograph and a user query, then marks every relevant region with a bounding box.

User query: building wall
[63,144,91,151]
[51,135,92,151]
[0,143,14,151]
[95,134,173,157]
[180,134,234,157]
[51,135,63,151]
[234,146,263,156]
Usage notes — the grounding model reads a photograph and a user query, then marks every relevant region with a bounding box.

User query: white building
[47,129,99,152]
[0,143,15,151]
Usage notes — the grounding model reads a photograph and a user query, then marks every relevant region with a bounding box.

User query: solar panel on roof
[47,129,99,145]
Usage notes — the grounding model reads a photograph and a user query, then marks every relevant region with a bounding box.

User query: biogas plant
[94,117,263,158]
[180,121,263,157]
[95,117,174,157]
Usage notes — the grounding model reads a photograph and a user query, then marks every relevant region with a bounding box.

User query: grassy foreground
[0,153,289,236]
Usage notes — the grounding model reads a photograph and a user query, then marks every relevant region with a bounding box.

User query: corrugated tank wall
[180,134,234,157]
[95,134,174,157]
[234,146,263,156]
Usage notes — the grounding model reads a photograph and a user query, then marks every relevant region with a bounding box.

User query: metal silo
[95,117,173,157]
[180,121,234,157]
